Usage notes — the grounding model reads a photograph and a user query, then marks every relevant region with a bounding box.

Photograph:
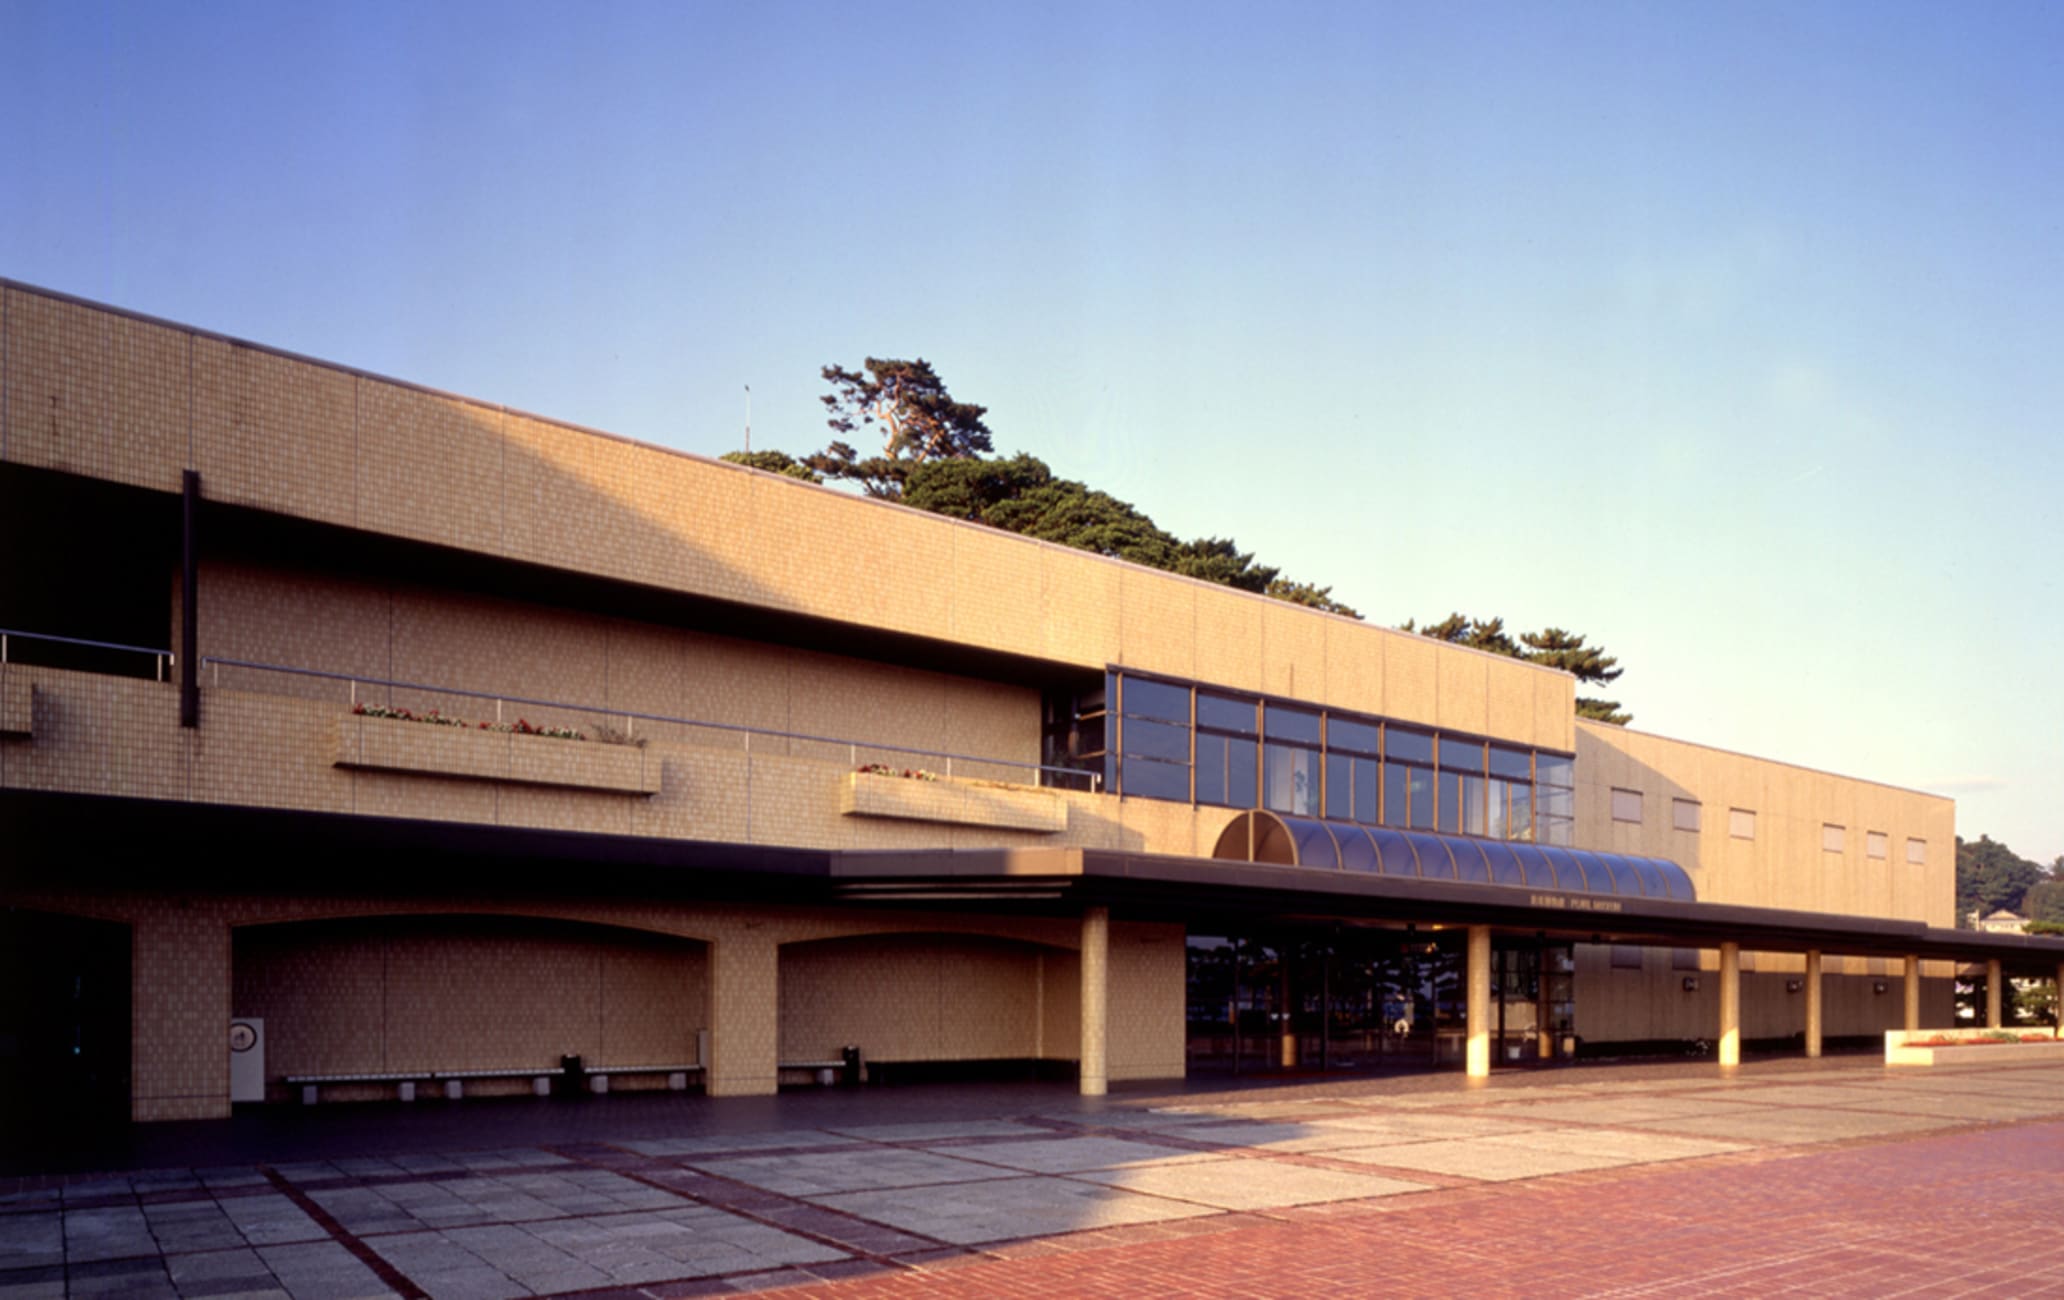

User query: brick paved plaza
[4,1060,2061,1299]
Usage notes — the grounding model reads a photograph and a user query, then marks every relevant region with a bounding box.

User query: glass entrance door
[1492,941,1575,1065]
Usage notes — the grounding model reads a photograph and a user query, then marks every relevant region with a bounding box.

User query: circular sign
[229,1023,257,1053]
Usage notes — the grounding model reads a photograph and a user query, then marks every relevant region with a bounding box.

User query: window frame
[1729,807,1757,840]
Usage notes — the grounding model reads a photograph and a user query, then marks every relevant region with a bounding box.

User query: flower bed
[1885,1027,2064,1066]
[840,768,1067,833]
[351,702,588,742]
[335,709,660,795]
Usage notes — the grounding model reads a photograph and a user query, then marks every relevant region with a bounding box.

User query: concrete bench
[284,1071,435,1105]
[286,1064,706,1103]
[780,1059,852,1086]
[581,1064,704,1095]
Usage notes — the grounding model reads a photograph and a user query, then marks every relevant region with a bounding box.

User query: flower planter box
[1885,1029,2064,1066]
[334,712,660,795]
[0,671,30,739]
[840,770,1067,833]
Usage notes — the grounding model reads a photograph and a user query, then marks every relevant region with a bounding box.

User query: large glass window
[1262,704,1322,814]
[1384,726,1435,829]
[1119,676,1190,800]
[1105,670,1578,846]
[1325,716,1382,823]
[1195,691,1258,807]
[1535,753,1575,846]
[1488,745,1530,840]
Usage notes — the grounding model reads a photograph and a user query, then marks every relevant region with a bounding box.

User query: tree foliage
[719,449,821,483]
[1405,613,1631,724]
[806,358,994,498]
[2022,879,2064,926]
[1954,834,2046,925]
[901,454,1362,616]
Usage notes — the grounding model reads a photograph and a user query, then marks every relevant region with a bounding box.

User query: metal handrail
[199,655,1103,791]
[1,628,173,682]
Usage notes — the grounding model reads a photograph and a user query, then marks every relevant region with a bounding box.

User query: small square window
[1610,944,1645,970]
[1672,798,1701,832]
[1729,808,1756,840]
[1866,831,1888,860]
[1906,837,1927,865]
[1611,788,1644,824]
[1822,823,1846,854]
[1672,947,1701,971]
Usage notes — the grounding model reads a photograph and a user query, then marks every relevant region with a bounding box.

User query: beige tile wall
[3,281,1575,751]
[1574,720,1955,925]
[231,917,707,1097]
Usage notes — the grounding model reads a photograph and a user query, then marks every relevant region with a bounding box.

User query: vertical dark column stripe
[180,469,200,727]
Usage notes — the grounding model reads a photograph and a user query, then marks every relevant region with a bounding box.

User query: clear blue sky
[6,0,2060,867]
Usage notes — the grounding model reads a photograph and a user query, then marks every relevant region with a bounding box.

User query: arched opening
[232,914,708,1102]
[778,932,1076,1084]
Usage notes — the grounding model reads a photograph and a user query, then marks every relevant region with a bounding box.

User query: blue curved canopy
[1211,811,1695,902]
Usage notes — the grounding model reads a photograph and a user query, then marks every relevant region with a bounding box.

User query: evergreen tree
[1403,615,1629,723]
[719,449,821,482]
[807,358,993,499]
[1954,834,2046,924]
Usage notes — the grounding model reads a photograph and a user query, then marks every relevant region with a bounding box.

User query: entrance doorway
[1185,929,1575,1074]
[0,908,131,1152]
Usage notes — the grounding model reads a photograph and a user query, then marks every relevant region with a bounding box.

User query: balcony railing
[199,656,1103,792]
[1,627,173,681]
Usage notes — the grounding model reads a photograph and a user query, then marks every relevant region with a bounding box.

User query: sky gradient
[5,1,2059,867]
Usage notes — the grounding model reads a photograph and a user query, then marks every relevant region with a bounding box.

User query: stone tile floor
[4,1060,2061,1298]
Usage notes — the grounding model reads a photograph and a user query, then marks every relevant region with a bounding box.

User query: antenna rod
[744,384,752,453]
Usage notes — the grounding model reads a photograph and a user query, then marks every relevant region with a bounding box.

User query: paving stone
[1076,1159,1426,1210]
[216,1196,326,1247]
[255,1242,399,1300]
[1172,1122,1424,1153]
[926,1137,1220,1174]
[687,1149,999,1198]
[0,1265,65,1300]
[163,1246,289,1300]
[813,1175,1219,1246]
[64,1206,161,1262]
[615,1134,858,1159]
[1636,1107,1963,1146]
[0,1215,62,1271]
[1327,1137,1653,1182]
[67,1256,178,1300]
[823,1121,1050,1143]
[144,1203,248,1255]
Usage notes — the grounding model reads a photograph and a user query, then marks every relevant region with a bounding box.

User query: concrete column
[707,935,779,1097]
[1986,959,2003,1029]
[1903,954,1920,1033]
[1465,926,1491,1079]
[1804,949,1823,1059]
[1080,906,1109,1096]
[2057,963,2064,1034]
[1278,957,1296,1069]
[1718,942,1741,1067]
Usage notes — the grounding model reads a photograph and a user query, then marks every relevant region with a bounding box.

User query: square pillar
[1903,954,1920,1033]
[1804,950,1823,1059]
[1717,942,1741,1067]
[1080,906,1109,1096]
[134,911,232,1122]
[1465,926,1491,1079]
[1986,959,2003,1029]
[707,935,779,1097]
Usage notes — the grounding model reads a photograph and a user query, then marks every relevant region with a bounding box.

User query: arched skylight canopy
[1210,811,1696,902]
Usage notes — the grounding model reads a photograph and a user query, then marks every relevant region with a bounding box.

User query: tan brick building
[3,280,2059,1129]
